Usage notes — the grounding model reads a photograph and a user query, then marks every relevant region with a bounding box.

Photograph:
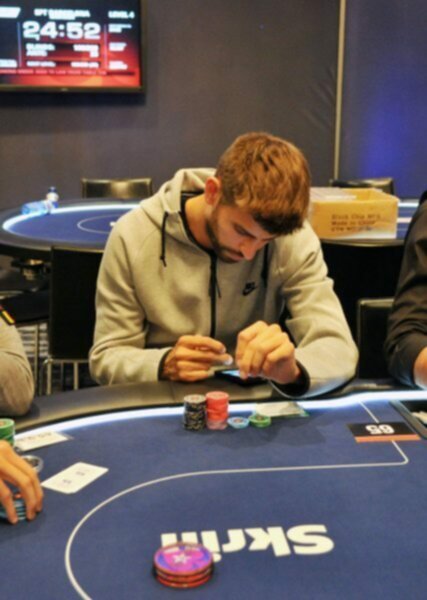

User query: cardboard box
[308,188,399,239]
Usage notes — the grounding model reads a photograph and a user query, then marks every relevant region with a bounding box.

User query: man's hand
[161,335,233,382]
[0,440,43,524]
[236,321,301,384]
[414,347,427,388]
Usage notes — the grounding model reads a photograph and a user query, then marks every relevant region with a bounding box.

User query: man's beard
[205,215,243,263]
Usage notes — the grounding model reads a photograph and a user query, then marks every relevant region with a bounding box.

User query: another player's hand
[0,440,43,524]
[161,335,233,382]
[236,321,301,384]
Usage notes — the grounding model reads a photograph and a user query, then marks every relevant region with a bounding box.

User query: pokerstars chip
[153,542,213,577]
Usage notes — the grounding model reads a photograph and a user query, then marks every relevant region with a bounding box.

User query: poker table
[4,379,427,599]
[0,200,138,260]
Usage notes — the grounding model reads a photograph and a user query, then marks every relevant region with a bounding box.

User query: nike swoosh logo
[242,283,257,296]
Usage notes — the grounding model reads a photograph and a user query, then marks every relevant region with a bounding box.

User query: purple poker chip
[153,542,213,576]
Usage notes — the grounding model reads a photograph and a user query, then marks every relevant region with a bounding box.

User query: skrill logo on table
[161,525,334,562]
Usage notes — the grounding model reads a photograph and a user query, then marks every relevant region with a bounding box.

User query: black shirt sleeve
[385,201,427,386]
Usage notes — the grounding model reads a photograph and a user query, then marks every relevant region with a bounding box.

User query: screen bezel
[0,0,146,93]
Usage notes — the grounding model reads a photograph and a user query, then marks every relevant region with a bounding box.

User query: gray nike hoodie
[89,168,358,397]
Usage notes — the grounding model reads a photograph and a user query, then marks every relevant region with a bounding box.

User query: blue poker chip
[227,416,249,429]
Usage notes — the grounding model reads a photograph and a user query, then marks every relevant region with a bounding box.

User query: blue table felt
[3,398,427,599]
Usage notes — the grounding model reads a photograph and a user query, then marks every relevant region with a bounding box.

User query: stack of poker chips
[206,391,229,430]
[0,418,15,446]
[0,492,26,522]
[153,542,214,589]
[183,394,207,431]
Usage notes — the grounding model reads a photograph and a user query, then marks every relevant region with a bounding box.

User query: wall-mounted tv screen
[0,1,144,92]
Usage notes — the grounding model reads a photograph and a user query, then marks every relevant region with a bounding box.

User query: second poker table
[0,199,419,261]
[4,380,427,599]
[0,200,138,259]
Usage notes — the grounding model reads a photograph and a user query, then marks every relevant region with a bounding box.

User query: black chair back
[49,246,103,360]
[322,241,403,336]
[356,298,394,378]
[330,177,395,195]
[81,177,153,200]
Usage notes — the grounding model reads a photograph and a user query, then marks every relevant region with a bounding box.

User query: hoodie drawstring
[160,212,169,266]
[261,245,269,288]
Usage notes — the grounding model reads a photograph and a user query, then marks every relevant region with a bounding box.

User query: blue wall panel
[341,0,427,199]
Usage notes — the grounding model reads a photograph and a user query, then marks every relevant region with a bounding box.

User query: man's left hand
[235,321,301,384]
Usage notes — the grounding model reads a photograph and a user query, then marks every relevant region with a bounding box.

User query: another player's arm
[161,335,233,382]
[235,321,303,384]
[0,441,43,524]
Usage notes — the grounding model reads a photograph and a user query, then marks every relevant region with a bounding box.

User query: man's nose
[239,239,262,260]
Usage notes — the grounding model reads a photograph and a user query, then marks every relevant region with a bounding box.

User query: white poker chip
[227,416,249,429]
[22,454,44,474]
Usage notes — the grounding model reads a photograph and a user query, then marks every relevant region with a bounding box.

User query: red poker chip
[205,391,229,402]
[154,565,213,583]
[155,573,212,589]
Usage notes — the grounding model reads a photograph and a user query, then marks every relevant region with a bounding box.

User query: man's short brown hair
[215,132,311,235]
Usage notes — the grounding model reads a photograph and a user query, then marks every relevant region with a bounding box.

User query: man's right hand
[161,335,233,382]
[0,440,43,524]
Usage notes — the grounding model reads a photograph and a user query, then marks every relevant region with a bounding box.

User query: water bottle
[22,186,59,216]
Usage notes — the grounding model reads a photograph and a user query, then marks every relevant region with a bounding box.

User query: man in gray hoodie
[90,132,358,398]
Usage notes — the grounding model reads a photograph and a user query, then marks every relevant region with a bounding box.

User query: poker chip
[227,416,250,429]
[183,394,206,431]
[22,454,44,474]
[0,418,15,446]
[206,391,229,430]
[0,492,27,522]
[249,413,272,428]
[155,573,212,588]
[153,542,214,589]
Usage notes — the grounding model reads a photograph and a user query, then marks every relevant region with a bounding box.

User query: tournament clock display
[0,1,144,91]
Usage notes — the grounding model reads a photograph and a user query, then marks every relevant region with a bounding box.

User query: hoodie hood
[139,168,214,267]
[140,168,214,230]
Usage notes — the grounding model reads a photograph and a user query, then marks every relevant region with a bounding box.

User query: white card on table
[255,401,308,418]
[42,462,108,494]
[15,431,71,452]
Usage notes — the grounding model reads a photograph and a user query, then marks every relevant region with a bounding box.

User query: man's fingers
[237,324,285,377]
[0,447,43,520]
[162,336,232,382]
[235,321,268,360]
[175,347,232,365]
[0,480,17,524]
[248,332,291,375]
[1,464,38,520]
[168,361,213,382]
[178,335,227,354]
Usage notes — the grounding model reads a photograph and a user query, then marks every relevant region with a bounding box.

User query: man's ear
[204,177,222,206]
